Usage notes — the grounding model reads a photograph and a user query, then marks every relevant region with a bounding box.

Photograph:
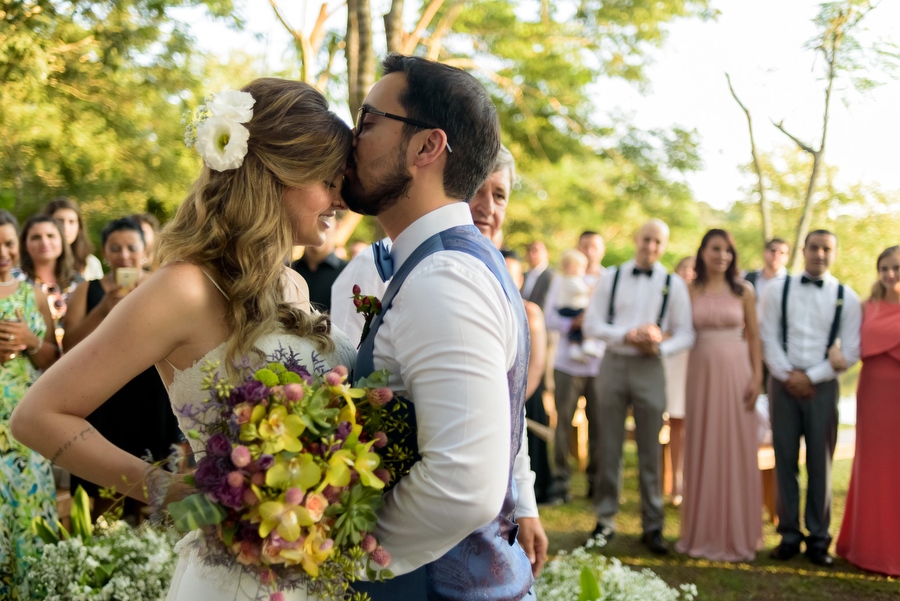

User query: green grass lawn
[540,441,900,600]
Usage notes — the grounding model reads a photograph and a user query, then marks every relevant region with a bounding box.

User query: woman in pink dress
[676,229,763,562]
[836,245,900,576]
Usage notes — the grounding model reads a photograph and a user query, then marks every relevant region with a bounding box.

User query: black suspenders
[606,266,671,327]
[781,276,845,357]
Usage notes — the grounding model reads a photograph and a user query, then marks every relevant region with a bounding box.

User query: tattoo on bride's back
[51,426,96,462]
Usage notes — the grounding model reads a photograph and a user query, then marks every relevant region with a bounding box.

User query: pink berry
[283,383,304,401]
[270,592,285,601]
[352,284,361,295]
[227,471,244,488]
[372,431,388,448]
[251,472,266,486]
[371,546,392,567]
[332,365,349,378]
[243,488,259,506]
[285,487,305,506]
[361,534,377,553]
[325,372,343,387]
[374,468,392,485]
[231,445,251,468]
[367,387,393,407]
[353,298,363,308]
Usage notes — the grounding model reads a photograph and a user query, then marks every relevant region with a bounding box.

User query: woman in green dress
[0,210,61,599]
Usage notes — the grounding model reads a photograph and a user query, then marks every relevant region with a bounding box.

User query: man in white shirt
[544,232,605,506]
[583,219,694,554]
[759,229,861,567]
[522,241,555,310]
[745,237,790,307]
[342,54,537,600]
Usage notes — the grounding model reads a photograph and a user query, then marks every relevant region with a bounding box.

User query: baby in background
[557,249,602,363]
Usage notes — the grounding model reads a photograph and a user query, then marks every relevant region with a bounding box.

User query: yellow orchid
[257,405,305,454]
[324,449,354,488]
[280,526,334,576]
[265,453,322,491]
[258,499,314,542]
[354,441,384,490]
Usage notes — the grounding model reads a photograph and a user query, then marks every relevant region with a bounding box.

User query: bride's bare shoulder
[141,262,228,310]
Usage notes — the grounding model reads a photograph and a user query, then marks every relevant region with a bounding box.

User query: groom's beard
[342,144,413,217]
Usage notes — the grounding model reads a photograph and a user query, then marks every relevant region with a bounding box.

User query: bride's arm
[11,263,223,503]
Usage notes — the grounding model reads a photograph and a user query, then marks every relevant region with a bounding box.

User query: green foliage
[0,0,236,231]
[168,492,228,532]
[579,565,603,601]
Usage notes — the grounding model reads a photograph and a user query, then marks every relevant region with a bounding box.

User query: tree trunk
[726,73,771,246]
[384,0,404,54]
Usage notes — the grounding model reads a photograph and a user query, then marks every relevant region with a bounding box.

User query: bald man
[583,219,695,554]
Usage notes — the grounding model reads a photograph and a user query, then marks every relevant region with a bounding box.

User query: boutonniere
[353,284,383,347]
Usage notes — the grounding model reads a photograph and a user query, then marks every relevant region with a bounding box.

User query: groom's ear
[412,129,450,168]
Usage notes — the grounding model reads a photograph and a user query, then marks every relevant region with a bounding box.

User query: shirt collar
[624,258,664,274]
[800,270,835,284]
[391,203,474,272]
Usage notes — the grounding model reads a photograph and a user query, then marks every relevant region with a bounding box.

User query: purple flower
[194,456,232,491]
[207,433,232,458]
[216,482,245,510]
[227,380,270,407]
[335,422,352,441]
[253,454,275,471]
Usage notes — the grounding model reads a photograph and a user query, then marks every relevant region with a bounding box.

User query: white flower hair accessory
[183,89,256,172]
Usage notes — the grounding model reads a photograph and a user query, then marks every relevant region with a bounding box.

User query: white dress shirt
[544,270,604,377]
[583,259,695,357]
[330,240,389,345]
[369,203,536,576]
[759,271,861,384]
[754,267,787,309]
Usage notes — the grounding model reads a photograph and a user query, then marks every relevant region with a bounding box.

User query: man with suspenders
[583,219,694,554]
[759,229,861,567]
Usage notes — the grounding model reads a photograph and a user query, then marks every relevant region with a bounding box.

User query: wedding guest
[663,255,695,506]
[745,238,789,308]
[556,249,602,363]
[676,229,763,561]
[63,217,181,521]
[0,210,60,599]
[19,214,84,328]
[836,245,900,576]
[545,232,606,506]
[130,213,161,268]
[583,219,694,554]
[291,215,347,312]
[760,229,861,567]
[504,249,552,505]
[45,197,104,280]
[522,241,555,311]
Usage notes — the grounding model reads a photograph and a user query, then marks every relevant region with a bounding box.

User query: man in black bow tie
[759,229,862,567]
[582,219,694,554]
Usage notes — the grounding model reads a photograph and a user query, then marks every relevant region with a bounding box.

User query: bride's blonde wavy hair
[157,78,353,365]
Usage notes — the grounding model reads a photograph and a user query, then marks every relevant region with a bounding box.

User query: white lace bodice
[168,327,357,456]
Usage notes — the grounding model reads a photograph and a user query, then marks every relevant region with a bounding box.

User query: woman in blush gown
[676,229,763,562]
[836,245,900,576]
[11,79,355,601]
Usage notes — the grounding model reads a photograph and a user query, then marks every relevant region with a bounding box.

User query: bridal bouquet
[169,348,416,600]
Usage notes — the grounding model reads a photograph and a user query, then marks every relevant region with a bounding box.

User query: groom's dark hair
[382,53,500,202]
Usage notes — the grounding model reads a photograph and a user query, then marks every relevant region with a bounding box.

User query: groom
[343,54,534,600]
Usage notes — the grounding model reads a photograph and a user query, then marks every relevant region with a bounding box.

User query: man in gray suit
[522,241,555,310]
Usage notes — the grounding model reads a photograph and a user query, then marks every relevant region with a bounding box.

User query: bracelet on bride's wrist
[26,338,43,356]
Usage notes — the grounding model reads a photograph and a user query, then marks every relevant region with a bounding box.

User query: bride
[11,78,356,600]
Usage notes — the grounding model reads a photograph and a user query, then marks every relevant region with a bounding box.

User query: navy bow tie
[632,267,653,277]
[801,275,824,288]
[372,240,394,283]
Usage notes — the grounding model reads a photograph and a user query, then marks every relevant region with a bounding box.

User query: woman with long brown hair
[676,228,763,562]
[44,196,104,280]
[12,78,356,600]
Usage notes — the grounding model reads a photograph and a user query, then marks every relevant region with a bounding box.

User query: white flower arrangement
[27,520,179,601]
[536,539,699,601]
[183,89,255,172]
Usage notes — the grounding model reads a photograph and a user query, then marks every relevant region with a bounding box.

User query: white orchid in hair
[185,89,255,172]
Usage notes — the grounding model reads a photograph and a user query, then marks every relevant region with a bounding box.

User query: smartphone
[115,267,140,290]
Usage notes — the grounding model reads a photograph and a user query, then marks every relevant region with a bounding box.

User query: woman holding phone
[63,217,181,519]
[0,210,60,598]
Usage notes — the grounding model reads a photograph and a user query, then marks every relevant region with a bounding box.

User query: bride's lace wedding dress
[165,328,357,601]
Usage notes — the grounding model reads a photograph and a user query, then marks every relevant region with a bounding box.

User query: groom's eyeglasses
[355,106,453,154]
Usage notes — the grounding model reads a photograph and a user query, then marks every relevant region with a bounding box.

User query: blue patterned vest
[353,225,533,601]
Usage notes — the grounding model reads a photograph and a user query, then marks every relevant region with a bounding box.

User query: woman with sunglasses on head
[0,210,60,599]
[62,217,181,521]
[19,214,84,334]
[44,197,104,281]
